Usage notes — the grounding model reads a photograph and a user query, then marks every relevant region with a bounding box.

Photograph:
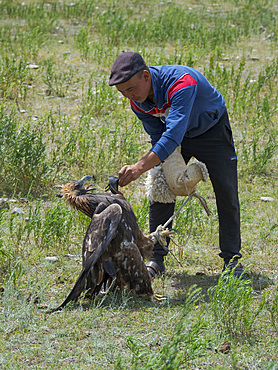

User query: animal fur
[146,146,209,203]
[145,165,177,203]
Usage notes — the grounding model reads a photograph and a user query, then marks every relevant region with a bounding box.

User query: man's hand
[118,151,161,187]
[118,164,142,187]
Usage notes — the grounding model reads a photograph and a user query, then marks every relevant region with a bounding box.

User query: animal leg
[112,242,154,298]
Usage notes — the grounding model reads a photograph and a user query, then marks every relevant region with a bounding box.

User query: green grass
[0,0,278,368]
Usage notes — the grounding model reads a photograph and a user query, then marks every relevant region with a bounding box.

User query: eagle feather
[50,176,156,312]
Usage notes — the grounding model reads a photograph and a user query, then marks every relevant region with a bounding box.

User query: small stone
[44,256,58,262]
[261,196,274,202]
[28,63,39,69]
[263,34,273,40]
[11,207,25,215]
[64,254,80,258]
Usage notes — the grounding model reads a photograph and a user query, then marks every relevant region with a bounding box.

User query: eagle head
[62,175,95,200]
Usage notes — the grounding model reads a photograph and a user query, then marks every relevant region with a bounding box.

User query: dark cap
[109,52,147,86]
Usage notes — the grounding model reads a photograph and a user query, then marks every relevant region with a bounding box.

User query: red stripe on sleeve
[167,74,197,101]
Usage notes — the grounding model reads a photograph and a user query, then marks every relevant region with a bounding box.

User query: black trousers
[149,110,241,263]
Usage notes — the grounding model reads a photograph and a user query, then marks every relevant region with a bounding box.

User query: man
[109,51,247,279]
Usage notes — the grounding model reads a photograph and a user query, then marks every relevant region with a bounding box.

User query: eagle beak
[78,175,93,187]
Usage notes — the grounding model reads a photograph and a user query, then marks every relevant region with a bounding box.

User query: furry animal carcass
[50,176,170,312]
[145,146,209,204]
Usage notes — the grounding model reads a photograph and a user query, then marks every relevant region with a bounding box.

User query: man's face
[116,70,153,102]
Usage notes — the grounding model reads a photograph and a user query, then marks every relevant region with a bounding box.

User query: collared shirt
[130,65,226,161]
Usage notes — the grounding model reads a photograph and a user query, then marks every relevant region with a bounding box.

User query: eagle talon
[150,225,176,247]
[154,293,166,301]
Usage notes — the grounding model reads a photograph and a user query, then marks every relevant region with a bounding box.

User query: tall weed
[203,56,278,175]
[120,286,207,369]
[208,269,266,341]
[33,201,81,250]
[75,26,91,59]
[267,292,278,333]
[0,208,13,276]
[22,201,84,250]
[1,264,47,336]
[72,113,146,182]
[80,75,122,117]
[0,55,32,100]
[43,58,76,97]
[0,112,49,195]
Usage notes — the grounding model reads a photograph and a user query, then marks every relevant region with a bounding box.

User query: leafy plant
[208,268,267,341]
[0,55,32,100]
[7,263,25,290]
[267,293,278,333]
[75,26,91,59]
[20,201,85,250]
[80,75,121,117]
[43,58,76,97]
[35,201,83,250]
[122,286,207,369]
[0,112,49,195]
[0,208,13,276]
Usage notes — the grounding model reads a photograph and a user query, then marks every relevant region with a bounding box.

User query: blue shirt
[130,65,226,161]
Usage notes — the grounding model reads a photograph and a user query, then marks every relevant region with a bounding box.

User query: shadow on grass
[166,271,220,302]
[48,270,273,313]
[249,271,273,292]
[165,270,272,303]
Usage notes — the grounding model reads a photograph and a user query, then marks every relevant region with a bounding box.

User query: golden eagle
[50,176,170,312]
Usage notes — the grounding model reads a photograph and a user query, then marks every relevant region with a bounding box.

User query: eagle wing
[50,203,122,312]
[115,241,153,298]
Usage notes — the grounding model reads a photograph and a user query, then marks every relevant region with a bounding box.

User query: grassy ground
[0,0,278,368]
